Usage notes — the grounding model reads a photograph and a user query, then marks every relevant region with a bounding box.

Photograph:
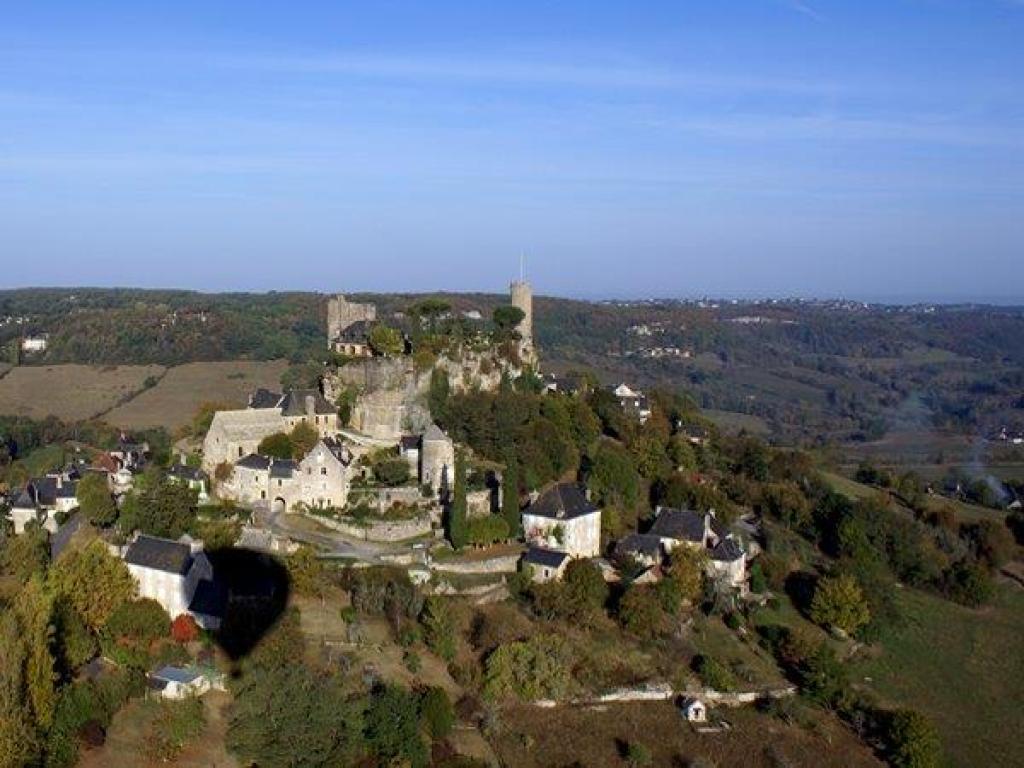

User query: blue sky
[1,1,1022,301]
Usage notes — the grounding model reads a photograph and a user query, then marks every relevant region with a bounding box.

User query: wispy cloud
[789,1,825,22]
[213,50,832,96]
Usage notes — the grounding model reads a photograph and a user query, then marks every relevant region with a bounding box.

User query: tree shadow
[784,569,817,616]
[205,546,290,664]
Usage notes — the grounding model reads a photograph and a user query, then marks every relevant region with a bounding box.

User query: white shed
[681,697,707,723]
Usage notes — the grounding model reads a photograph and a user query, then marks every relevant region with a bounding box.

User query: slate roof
[526,482,599,521]
[25,476,78,507]
[709,538,744,562]
[123,535,194,575]
[168,464,207,483]
[278,389,335,417]
[151,666,202,685]
[269,459,298,479]
[648,507,706,544]
[249,388,283,409]
[400,435,421,451]
[236,454,271,471]
[616,533,663,558]
[524,546,569,569]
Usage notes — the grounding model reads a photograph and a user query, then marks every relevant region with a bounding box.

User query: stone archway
[272,497,287,515]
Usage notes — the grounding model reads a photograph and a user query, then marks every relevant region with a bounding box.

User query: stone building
[201,389,339,472]
[220,437,354,513]
[521,482,602,559]
[8,474,79,534]
[647,506,748,589]
[327,295,376,351]
[420,423,455,496]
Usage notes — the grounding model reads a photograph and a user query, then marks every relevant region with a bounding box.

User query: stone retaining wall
[307,513,433,542]
[430,553,522,574]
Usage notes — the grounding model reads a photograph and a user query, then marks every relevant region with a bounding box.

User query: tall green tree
[48,540,136,632]
[421,596,456,663]
[76,472,118,527]
[119,479,198,539]
[14,578,57,729]
[501,458,520,536]
[446,450,468,549]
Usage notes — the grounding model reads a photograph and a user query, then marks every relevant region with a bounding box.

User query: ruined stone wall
[326,295,376,342]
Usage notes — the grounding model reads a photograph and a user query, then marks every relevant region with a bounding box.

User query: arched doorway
[272,497,287,515]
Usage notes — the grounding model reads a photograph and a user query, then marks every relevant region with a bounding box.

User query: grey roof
[151,666,201,685]
[270,459,298,479]
[400,435,421,451]
[524,546,569,569]
[168,464,207,483]
[526,482,599,521]
[12,487,37,509]
[124,535,193,575]
[649,507,706,543]
[422,423,449,443]
[50,513,85,560]
[249,388,283,409]
[710,538,744,562]
[25,476,77,507]
[278,389,335,417]
[236,454,271,470]
[616,533,663,558]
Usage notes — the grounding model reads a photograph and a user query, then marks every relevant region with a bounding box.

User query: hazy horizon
[3,2,1022,300]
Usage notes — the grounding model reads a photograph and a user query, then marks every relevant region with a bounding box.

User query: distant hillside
[3,288,1024,453]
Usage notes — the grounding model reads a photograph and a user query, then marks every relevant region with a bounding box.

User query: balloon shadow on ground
[203,547,290,665]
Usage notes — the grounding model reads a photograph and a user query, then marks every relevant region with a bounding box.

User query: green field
[852,586,1024,768]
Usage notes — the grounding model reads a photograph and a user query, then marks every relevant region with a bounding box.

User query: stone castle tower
[510,280,535,365]
[327,294,376,345]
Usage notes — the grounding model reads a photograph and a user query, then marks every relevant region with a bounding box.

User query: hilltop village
[2,284,1016,768]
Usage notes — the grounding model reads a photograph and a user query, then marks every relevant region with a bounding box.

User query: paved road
[262,504,394,563]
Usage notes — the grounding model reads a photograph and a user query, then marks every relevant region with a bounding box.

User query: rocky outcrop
[323,351,520,440]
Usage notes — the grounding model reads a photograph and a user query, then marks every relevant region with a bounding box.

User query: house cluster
[518,485,749,592]
[625,346,692,360]
[5,436,212,538]
[616,506,747,590]
[201,385,457,516]
[8,472,79,534]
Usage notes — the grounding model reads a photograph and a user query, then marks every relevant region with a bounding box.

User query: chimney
[305,394,316,417]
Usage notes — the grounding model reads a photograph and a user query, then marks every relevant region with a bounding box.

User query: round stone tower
[509,280,535,364]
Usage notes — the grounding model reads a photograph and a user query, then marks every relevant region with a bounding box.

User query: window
[321,467,327,475]
[237,447,243,457]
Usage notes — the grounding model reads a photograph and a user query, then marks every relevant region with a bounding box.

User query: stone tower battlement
[327,294,377,345]
[510,280,535,364]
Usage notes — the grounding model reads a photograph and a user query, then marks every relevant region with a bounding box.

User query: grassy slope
[852,586,1024,768]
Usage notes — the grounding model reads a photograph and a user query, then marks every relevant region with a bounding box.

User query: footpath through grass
[852,585,1024,768]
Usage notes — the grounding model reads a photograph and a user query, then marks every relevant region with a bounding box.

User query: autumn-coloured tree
[171,614,200,644]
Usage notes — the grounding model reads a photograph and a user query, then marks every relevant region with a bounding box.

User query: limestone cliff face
[323,351,520,440]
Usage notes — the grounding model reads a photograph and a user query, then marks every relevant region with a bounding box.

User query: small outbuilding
[681,697,708,723]
[147,666,210,700]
